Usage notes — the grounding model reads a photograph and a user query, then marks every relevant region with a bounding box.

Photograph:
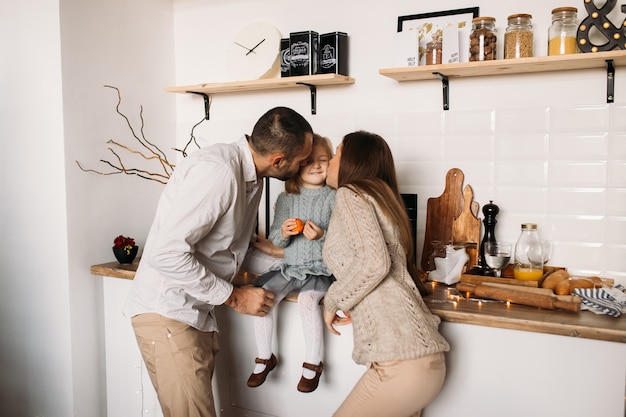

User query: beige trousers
[333,352,446,417]
[131,313,219,417]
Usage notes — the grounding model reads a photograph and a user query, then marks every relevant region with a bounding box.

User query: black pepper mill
[479,200,499,275]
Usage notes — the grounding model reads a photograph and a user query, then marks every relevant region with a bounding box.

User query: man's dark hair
[249,107,313,160]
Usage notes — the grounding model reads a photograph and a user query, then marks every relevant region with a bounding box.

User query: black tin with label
[280,38,291,77]
[319,32,348,75]
[289,31,318,76]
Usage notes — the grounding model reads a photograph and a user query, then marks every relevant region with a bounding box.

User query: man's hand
[224,285,275,317]
[251,237,284,258]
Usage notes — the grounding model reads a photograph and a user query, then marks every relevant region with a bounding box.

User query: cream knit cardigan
[323,187,450,365]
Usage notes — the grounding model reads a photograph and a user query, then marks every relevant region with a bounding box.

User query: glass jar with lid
[548,7,578,55]
[426,33,443,65]
[504,13,533,59]
[470,17,497,61]
[513,223,544,281]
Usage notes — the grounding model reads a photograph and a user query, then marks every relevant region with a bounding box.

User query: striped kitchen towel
[574,284,626,318]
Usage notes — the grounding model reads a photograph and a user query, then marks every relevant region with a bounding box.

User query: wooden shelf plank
[165,73,355,95]
[90,260,139,280]
[379,50,626,82]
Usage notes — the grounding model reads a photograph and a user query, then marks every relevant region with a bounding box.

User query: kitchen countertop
[91,260,626,343]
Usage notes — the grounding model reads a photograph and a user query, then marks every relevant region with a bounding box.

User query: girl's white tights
[253,289,326,379]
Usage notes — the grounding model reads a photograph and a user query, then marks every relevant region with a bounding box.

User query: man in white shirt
[125,106,313,417]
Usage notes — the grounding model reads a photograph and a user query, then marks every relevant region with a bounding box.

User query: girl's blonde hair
[284,133,333,194]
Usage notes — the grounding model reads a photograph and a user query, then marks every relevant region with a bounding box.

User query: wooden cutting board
[420,168,480,271]
[452,184,481,268]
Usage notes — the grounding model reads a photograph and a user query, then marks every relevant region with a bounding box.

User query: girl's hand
[324,309,352,335]
[302,221,324,240]
[281,218,303,238]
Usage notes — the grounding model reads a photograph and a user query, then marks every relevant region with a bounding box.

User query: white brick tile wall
[495,161,547,186]
[496,133,548,159]
[607,189,626,216]
[548,188,606,216]
[495,107,549,133]
[609,133,626,157]
[548,162,607,187]
[549,133,608,159]
[608,161,626,187]
[549,104,610,133]
[402,102,626,283]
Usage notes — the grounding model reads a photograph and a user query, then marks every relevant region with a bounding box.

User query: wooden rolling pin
[457,282,581,312]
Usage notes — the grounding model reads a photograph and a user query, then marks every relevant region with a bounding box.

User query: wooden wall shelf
[379,50,626,110]
[165,74,355,115]
[165,73,354,94]
[379,50,626,81]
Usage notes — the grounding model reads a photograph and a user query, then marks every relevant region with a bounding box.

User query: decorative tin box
[289,30,319,76]
[280,38,291,77]
[318,32,348,75]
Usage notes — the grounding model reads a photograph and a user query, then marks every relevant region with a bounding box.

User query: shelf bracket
[186,91,211,120]
[433,72,449,111]
[606,59,615,104]
[296,82,317,115]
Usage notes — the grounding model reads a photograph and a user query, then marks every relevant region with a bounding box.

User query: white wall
[0,2,73,416]
[1,0,624,416]
[0,0,175,416]
[61,0,176,415]
[172,0,626,286]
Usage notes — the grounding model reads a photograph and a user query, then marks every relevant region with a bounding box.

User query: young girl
[247,133,335,393]
[323,131,450,417]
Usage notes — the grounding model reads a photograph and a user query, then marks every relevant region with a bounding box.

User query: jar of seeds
[504,13,533,59]
[548,7,578,55]
[470,17,497,61]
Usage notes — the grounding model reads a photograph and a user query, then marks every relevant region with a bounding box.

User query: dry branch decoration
[76,85,206,184]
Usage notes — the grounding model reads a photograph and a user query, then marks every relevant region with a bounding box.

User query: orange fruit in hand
[291,218,305,233]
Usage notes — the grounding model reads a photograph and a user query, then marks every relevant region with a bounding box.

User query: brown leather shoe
[247,354,277,388]
[297,361,323,393]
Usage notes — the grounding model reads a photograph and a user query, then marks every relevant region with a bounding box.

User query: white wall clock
[227,22,282,81]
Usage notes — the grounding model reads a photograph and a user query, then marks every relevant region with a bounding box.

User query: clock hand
[245,38,266,55]
[234,41,254,53]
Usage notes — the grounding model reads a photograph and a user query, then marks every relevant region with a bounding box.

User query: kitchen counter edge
[90,261,625,343]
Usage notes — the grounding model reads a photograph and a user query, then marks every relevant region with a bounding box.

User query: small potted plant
[112,235,138,264]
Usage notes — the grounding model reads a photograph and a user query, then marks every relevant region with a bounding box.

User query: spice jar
[426,33,442,65]
[548,7,578,55]
[513,223,544,281]
[470,17,497,61]
[504,13,533,59]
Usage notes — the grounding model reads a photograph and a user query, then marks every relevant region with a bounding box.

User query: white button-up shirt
[124,136,263,332]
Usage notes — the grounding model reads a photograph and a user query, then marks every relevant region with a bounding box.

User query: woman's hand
[324,309,352,335]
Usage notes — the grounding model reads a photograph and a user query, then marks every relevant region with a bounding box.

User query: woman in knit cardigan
[323,131,450,417]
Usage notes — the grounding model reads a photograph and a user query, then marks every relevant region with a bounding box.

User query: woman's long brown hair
[338,131,430,296]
